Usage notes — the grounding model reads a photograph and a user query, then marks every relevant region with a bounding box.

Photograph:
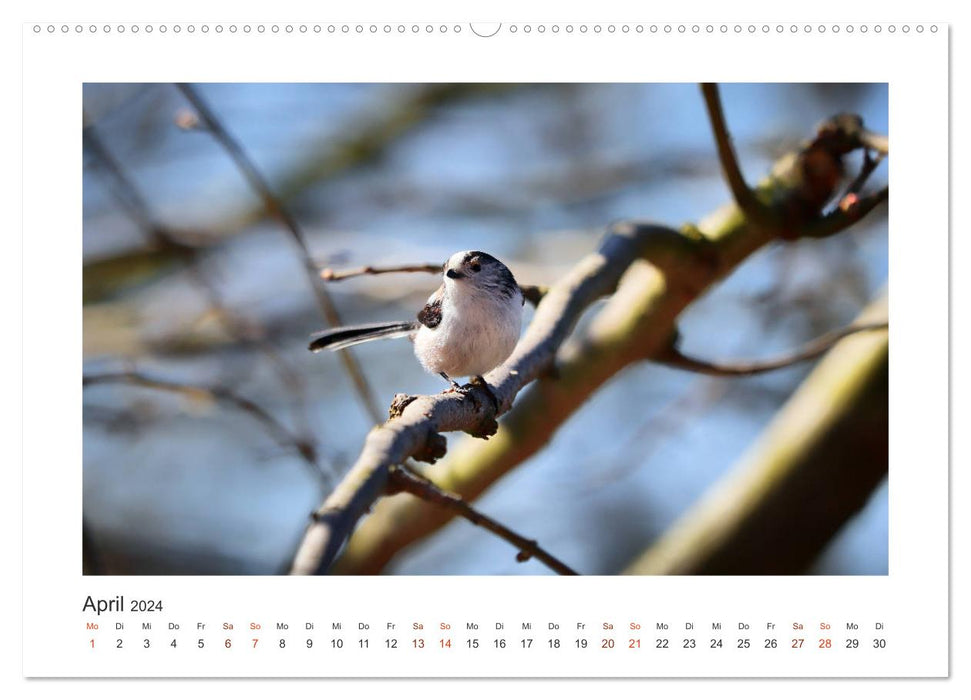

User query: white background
[7,0,967,697]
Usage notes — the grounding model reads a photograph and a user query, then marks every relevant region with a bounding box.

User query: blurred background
[82,83,888,575]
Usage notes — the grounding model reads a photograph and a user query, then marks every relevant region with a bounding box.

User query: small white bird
[309,251,524,403]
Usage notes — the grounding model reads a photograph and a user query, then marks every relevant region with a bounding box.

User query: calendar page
[18,0,955,691]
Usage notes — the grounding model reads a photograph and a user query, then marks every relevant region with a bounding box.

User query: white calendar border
[17,0,952,687]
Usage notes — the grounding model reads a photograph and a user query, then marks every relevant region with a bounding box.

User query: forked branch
[321,261,549,305]
[327,98,889,575]
[700,83,773,226]
[289,222,713,574]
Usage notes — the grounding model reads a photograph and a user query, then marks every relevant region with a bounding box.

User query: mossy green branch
[623,292,888,575]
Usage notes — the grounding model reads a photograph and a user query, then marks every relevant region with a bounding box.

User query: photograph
[81,82,889,576]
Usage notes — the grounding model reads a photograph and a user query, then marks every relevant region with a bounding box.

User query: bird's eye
[470,263,481,273]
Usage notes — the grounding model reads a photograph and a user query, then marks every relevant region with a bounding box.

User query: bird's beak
[446,268,465,280]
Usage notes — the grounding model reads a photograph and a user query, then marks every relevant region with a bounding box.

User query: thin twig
[388,467,578,575]
[657,322,888,377]
[175,83,382,425]
[83,370,329,481]
[841,150,885,201]
[802,186,889,239]
[700,83,772,225]
[320,260,549,305]
[321,263,443,280]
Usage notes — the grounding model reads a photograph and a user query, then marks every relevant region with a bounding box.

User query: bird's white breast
[413,286,523,378]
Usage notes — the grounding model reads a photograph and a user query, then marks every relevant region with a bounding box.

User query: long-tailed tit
[309,251,524,404]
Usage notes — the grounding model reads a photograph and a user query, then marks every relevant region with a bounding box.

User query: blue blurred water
[82,83,889,574]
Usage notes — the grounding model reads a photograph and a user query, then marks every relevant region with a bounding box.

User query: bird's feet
[467,375,501,414]
[440,372,463,392]
[440,373,500,414]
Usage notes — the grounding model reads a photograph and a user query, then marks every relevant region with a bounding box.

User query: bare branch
[321,263,443,280]
[657,322,889,377]
[700,83,772,226]
[859,128,889,156]
[841,149,886,201]
[83,370,329,482]
[802,186,889,239]
[387,467,578,575]
[331,112,890,575]
[289,222,712,575]
[175,83,383,425]
[320,260,550,305]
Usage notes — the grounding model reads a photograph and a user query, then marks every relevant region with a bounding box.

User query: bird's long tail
[308,321,419,352]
